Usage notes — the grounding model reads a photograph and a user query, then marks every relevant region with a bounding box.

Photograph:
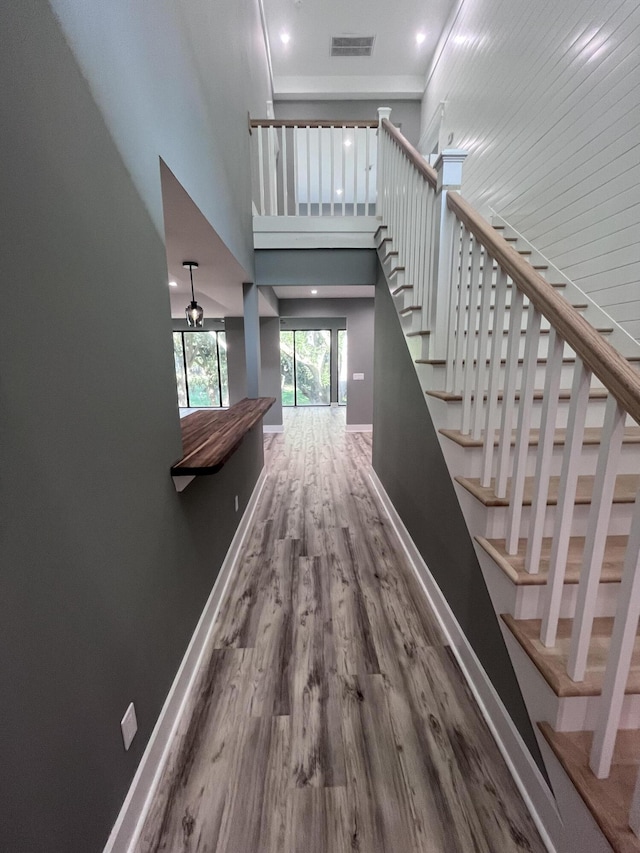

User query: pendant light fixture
[183,260,204,327]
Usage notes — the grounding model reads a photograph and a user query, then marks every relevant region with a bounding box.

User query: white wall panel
[421,0,640,337]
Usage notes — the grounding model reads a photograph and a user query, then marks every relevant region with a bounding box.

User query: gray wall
[372,272,544,772]
[274,99,422,147]
[280,299,374,426]
[0,3,266,849]
[50,0,271,276]
[256,249,377,287]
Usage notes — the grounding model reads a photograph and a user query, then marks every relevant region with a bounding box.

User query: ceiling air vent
[330,36,375,57]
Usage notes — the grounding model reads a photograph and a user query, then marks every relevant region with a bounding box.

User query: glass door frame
[280,328,333,407]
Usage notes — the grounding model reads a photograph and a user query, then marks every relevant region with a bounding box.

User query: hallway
[135,408,546,852]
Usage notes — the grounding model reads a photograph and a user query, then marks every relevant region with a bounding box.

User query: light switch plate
[121,702,138,751]
[353,373,364,380]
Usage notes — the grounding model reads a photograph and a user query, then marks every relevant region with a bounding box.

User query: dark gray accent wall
[280,299,374,426]
[256,249,377,286]
[0,4,263,850]
[274,99,422,147]
[372,271,545,772]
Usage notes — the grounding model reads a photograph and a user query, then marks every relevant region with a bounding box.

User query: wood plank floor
[135,407,546,853]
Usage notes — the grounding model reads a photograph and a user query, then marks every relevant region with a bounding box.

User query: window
[172,330,228,408]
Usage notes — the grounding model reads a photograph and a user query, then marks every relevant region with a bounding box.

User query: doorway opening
[280,329,332,406]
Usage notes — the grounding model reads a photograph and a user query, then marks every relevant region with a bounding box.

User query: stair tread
[406,330,430,337]
[399,305,421,315]
[456,473,640,507]
[539,723,640,853]
[426,387,610,402]
[476,535,627,585]
[501,614,640,698]
[391,284,413,295]
[441,425,640,448]
[373,224,388,239]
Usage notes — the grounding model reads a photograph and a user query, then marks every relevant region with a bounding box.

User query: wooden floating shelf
[172,397,275,483]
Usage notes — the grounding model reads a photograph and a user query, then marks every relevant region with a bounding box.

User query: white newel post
[377,107,392,219]
[431,149,468,360]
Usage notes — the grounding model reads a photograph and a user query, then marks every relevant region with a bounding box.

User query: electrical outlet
[353,372,364,381]
[120,702,138,751]
[234,495,239,512]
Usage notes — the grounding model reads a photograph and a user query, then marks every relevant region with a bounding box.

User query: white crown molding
[273,75,424,101]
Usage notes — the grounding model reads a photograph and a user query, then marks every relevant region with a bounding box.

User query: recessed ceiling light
[280,32,290,44]
[336,188,343,196]
[169,280,177,287]
[416,32,426,45]
[311,289,318,294]
[344,138,352,148]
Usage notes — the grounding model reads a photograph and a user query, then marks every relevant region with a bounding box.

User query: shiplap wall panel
[421,0,640,337]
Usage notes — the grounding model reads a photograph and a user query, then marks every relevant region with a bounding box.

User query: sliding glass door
[337,329,347,405]
[280,329,331,406]
[172,330,229,408]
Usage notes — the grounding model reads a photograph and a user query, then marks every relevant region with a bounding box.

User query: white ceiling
[263,0,457,100]
[274,285,375,299]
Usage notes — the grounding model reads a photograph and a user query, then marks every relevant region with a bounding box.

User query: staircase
[375,115,640,853]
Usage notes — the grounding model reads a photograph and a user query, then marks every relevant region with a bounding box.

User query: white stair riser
[455,487,634,541]
[475,545,620,621]
[419,361,618,392]
[428,394,611,432]
[501,627,640,732]
[441,438,640,480]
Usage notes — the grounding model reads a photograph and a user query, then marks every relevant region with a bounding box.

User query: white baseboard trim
[263,424,284,433]
[103,468,268,853]
[345,423,372,432]
[367,467,564,853]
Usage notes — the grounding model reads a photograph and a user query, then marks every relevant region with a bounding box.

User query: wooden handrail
[381,118,438,189]
[249,119,378,129]
[447,191,640,425]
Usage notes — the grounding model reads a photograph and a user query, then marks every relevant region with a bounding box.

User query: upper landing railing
[249,119,378,217]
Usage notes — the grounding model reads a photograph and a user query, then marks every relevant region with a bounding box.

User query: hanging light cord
[188,264,196,302]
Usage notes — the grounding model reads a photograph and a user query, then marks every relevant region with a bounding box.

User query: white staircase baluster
[525,327,563,574]
[341,126,346,216]
[353,126,359,216]
[306,125,311,216]
[590,486,640,778]
[472,251,493,440]
[541,358,591,648]
[294,126,299,215]
[495,287,524,499]
[317,126,323,216]
[281,126,288,216]
[257,125,265,215]
[365,127,370,215]
[329,126,335,216]
[417,180,428,332]
[445,221,464,393]
[268,124,277,215]
[461,238,482,435]
[453,230,471,398]
[568,395,626,682]
[506,306,542,554]
[481,266,508,488]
